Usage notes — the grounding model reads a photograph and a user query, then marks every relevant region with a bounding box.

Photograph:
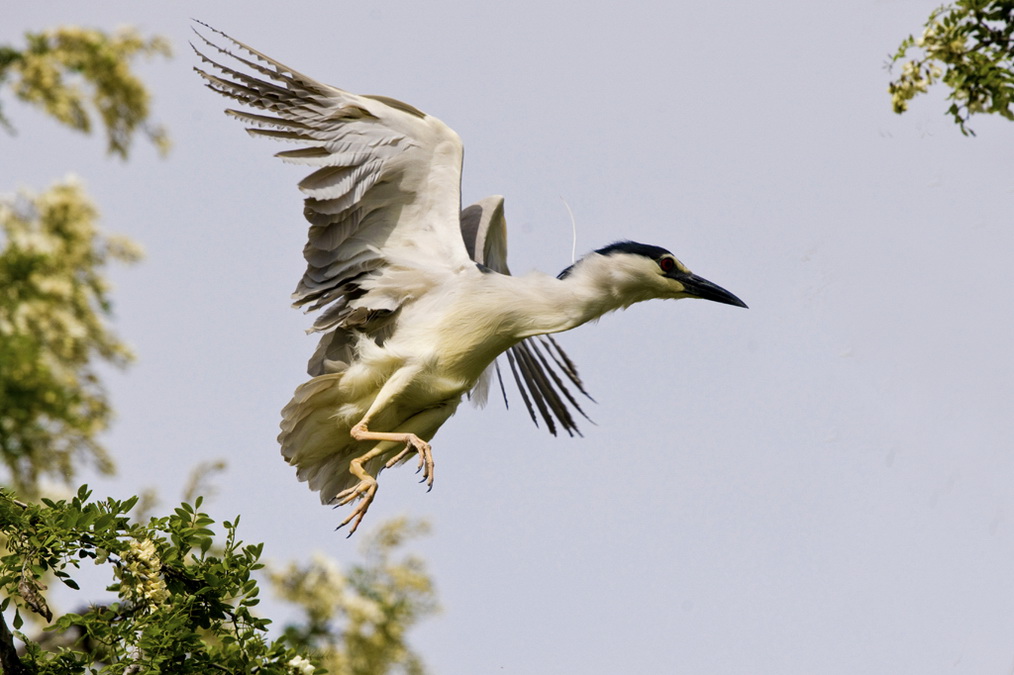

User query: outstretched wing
[460,196,594,437]
[192,23,473,373]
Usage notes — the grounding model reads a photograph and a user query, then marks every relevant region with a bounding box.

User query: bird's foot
[349,422,435,495]
[333,477,378,536]
[384,435,434,491]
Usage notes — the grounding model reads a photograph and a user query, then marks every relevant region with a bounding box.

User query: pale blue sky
[4,2,1014,673]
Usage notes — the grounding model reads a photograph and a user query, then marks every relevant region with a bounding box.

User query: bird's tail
[278,372,368,503]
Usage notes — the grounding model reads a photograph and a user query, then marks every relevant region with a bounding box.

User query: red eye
[659,257,676,273]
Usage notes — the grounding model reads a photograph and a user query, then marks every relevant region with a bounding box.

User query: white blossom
[287,655,315,675]
[117,538,170,608]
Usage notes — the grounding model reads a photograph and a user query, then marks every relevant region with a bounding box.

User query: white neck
[504,253,660,338]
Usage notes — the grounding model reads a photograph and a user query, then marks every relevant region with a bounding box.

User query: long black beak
[677,272,748,308]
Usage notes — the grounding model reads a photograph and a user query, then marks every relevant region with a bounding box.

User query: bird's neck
[510,254,653,338]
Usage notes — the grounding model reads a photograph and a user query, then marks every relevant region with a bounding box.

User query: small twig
[2,494,30,510]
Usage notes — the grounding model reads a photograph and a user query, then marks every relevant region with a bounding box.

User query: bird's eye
[659,256,677,273]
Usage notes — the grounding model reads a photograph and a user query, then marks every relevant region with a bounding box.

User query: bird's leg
[345,364,436,490]
[351,422,434,490]
[333,443,388,536]
[331,366,438,534]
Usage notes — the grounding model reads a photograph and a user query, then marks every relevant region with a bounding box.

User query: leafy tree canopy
[889,0,1014,134]
[1,25,168,500]
[0,26,170,157]
[1,488,437,674]
[0,180,142,499]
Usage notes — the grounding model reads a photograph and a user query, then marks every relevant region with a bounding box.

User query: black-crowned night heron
[194,25,747,534]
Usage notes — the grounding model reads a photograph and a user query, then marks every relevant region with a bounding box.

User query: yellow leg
[335,365,443,535]
[333,443,388,535]
[351,422,434,490]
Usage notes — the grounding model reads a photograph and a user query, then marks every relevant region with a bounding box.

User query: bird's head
[559,241,748,309]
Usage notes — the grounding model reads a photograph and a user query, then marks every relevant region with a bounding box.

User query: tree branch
[0,610,28,675]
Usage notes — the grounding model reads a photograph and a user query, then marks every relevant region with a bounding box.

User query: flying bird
[193,24,747,534]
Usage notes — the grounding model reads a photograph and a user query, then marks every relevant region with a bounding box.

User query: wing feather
[193,22,472,351]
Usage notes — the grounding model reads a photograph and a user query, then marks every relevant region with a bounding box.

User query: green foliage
[269,519,438,675]
[0,24,165,500]
[0,27,171,157]
[0,487,311,673]
[0,180,142,499]
[0,488,436,674]
[889,0,1014,134]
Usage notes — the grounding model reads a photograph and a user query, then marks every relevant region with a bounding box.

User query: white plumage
[194,24,746,533]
